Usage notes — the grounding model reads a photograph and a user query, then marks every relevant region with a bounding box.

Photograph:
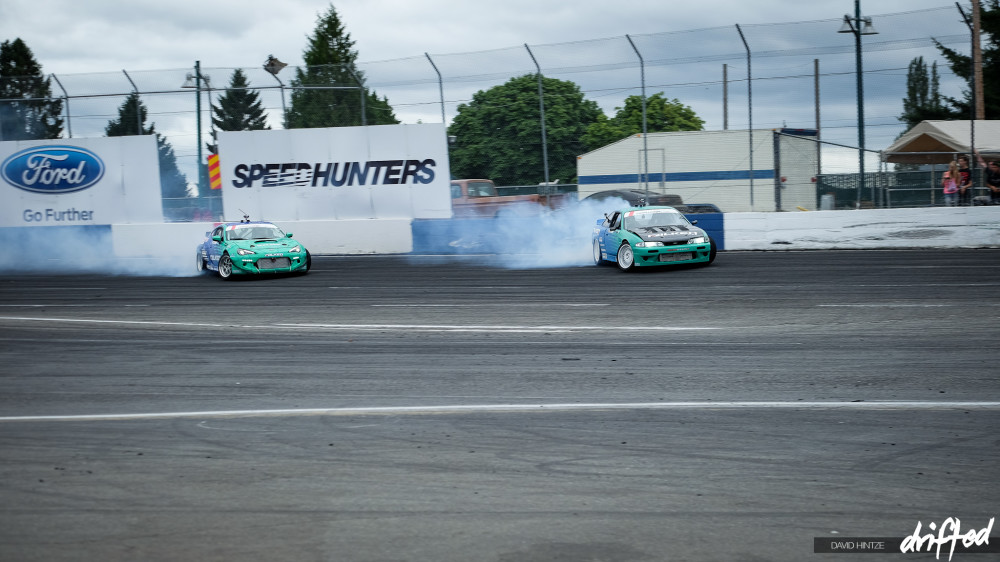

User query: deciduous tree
[448,74,602,185]
[899,56,955,131]
[582,93,704,152]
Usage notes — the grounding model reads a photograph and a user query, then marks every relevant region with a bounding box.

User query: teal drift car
[196,221,311,279]
[593,205,716,271]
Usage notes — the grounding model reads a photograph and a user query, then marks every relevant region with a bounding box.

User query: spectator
[941,161,959,207]
[972,150,1000,205]
[957,155,973,206]
[986,161,1000,205]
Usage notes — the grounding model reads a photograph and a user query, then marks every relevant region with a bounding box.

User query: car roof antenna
[239,209,251,223]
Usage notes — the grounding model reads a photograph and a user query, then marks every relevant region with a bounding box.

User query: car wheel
[218,253,234,280]
[196,252,207,274]
[592,240,604,266]
[301,251,311,274]
[707,237,717,264]
[616,243,634,271]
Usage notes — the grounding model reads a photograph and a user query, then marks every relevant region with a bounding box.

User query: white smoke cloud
[0,226,197,277]
[423,197,630,269]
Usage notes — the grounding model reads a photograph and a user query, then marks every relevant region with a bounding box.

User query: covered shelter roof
[882,120,1000,164]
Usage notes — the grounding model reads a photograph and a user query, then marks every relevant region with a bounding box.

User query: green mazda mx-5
[592,205,716,271]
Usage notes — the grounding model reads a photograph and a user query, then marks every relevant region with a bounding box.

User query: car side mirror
[212,235,222,242]
[690,219,698,225]
[286,232,293,238]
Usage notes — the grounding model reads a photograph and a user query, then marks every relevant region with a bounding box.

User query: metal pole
[626,35,649,198]
[264,72,286,127]
[736,24,754,211]
[958,2,979,203]
[346,67,366,126]
[206,77,215,154]
[121,69,141,135]
[195,61,203,196]
[971,0,984,120]
[51,73,71,138]
[854,0,865,209]
[723,64,728,131]
[814,59,821,187]
[773,131,782,212]
[425,53,447,128]
[524,44,550,189]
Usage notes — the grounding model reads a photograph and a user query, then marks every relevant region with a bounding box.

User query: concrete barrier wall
[36,206,1000,262]
[724,207,1000,250]
[111,219,414,258]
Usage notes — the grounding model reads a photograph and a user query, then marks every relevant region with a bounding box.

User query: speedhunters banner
[0,136,162,227]
[219,124,452,221]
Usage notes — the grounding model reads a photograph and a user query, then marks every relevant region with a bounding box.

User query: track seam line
[2,401,999,423]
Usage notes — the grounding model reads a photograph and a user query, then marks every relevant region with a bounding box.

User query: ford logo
[1,145,105,194]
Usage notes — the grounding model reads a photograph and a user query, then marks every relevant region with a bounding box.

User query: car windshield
[622,209,690,230]
[227,224,285,241]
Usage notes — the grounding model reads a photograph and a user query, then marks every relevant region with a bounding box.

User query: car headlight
[688,237,706,244]
[237,248,255,255]
[635,241,664,248]
[288,245,301,253]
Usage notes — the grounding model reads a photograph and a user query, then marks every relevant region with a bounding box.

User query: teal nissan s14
[593,205,716,271]
[197,221,311,279]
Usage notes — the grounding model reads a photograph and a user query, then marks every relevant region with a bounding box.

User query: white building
[576,129,820,212]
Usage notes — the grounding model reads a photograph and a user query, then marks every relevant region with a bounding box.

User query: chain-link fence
[0,5,980,218]
[773,130,999,210]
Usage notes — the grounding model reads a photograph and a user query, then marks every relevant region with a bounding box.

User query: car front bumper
[231,254,309,274]
[632,243,712,266]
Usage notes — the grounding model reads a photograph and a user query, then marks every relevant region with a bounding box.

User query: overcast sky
[1,0,964,73]
[0,0,977,179]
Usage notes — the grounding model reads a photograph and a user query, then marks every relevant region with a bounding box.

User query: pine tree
[105,93,189,199]
[285,4,398,129]
[211,68,270,137]
[364,89,398,126]
[934,0,1000,118]
[0,38,63,141]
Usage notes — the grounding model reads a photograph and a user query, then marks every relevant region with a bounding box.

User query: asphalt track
[0,249,998,561]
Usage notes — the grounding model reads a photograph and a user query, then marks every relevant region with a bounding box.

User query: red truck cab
[450,179,570,218]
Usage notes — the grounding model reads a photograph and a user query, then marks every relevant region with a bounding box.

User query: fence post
[425,53,446,128]
[524,44,550,188]
[930,165,936,207]
[773,131,782,212]
[723,64,728,131]
[51,74,71,138]
[121,69,141,135]
[625,35,649,198]
[345,66,366,126]
[814,59,821,179]
[736,24,754,211]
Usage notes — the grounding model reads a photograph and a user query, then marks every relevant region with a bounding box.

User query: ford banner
[1,145,106,194]
[0,136,162,227]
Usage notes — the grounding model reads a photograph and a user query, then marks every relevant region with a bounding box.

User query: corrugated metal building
[576,129,820,212]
